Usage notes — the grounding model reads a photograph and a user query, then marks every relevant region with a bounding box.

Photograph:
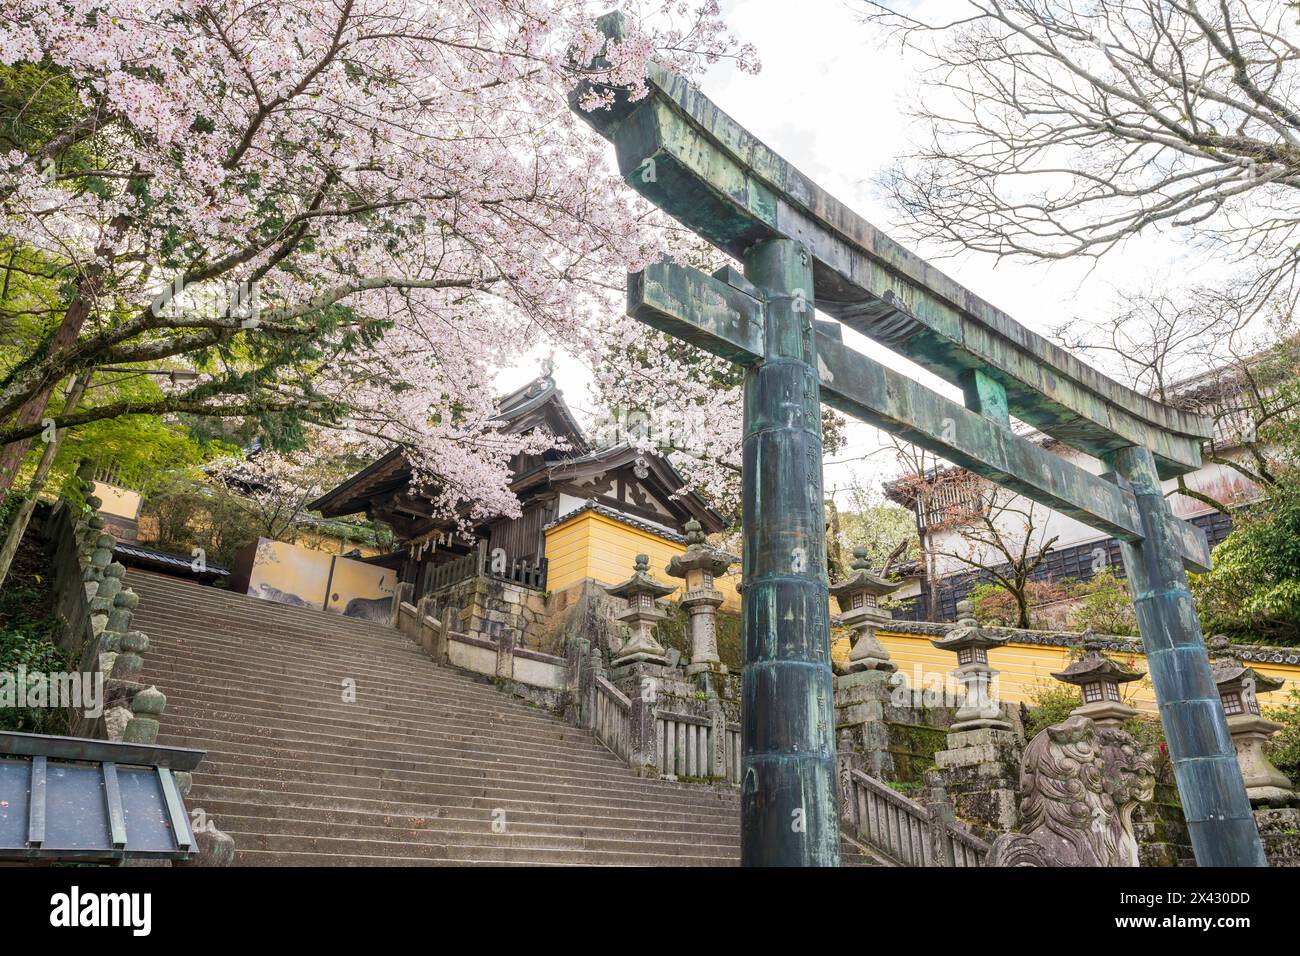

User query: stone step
[155,696,653,772]
[177,741,742,809]
[124,570,872,867]
[221,829,737,866]
[136,629,572,716]
[188,780,738,830]
[189,795,741,838]
[126,572,412,636]
[209,813,737,856]
[152,702,639,780]
[180,757,740,819]
[157,726,724,795]
[140,651,591,736]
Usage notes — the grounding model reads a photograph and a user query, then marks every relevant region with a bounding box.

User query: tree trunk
[0,208,132,500]
[0,297,93,498]
[0,371,91,587]
[1015,589,1031,630]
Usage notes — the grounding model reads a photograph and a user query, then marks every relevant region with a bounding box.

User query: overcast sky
[497,0,1219,503]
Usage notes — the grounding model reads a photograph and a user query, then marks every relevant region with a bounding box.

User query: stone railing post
[581,642,604,731]
[122,685,166,744]
[391,581,414,628]
[629,688,659,777]
[495,623,516,680]
[707,691,727,778]
[430,605,452,665]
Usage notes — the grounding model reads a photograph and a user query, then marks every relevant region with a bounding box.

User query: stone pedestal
[1229,713,1295,804]
[833,669,898,780]
[927,727,1022,838]
[1255,806,1300,867]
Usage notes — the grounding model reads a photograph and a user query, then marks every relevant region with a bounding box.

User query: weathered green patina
[572,12,1264,867]
[572,20,1210,480]
[739,239,840,866]
[631,259,1212,573]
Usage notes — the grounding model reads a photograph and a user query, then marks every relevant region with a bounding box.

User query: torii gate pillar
[1109,445,1268,866]
[740,239,840,866]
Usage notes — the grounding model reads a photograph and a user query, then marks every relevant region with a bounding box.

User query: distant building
[883,350,1284,622]
[311,375,735,608]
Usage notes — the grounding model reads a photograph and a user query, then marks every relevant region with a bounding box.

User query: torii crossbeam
[572,12,1266,867]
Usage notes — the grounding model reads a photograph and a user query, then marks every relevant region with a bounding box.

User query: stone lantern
[930,600,1012,731]
[1051,634,1144,728]
[1208,636,1294,804]
[665,519,734,679]
[926,600,1020,835]
[604,554,675,668]
[829,547,900,673]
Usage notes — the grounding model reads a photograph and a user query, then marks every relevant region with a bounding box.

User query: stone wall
[428,573,548,649]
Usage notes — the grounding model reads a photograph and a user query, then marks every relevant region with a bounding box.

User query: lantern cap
[1051,633,1144,686]
[604,553,677,600]
[930,600,1011,652]
[829,547,901,607]
[1208,635,1285,694]
[665,522,734,579]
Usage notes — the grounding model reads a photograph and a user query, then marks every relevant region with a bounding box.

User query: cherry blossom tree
[0,0,757,525]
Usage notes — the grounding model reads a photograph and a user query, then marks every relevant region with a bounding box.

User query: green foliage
[137,470,264,566]
[1066,571,1138,636]
[0,532,71,734]
[1264,688,1300,784]
[1021,680,1080,741]
[831,482,918,581]
[1192,474,1300,645]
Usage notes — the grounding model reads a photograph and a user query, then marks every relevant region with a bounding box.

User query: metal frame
[0,731,204,863]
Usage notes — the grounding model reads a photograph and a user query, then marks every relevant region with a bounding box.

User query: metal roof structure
[0,731,204,863]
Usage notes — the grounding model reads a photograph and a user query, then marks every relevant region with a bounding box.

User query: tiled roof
[113,541,230,578]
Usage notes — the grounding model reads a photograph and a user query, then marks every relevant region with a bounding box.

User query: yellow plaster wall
[544,512,1300,714]
[544,510,742,612]
[91,481,141,520]
[872,628,1298,715]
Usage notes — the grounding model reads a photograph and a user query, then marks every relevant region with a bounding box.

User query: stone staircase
[128,571,876,866]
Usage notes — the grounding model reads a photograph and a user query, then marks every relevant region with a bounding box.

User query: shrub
[1066,571,1138,636]
[1265,688,1300,785]
[1021,680,1080,740]
[969,579,1070,628]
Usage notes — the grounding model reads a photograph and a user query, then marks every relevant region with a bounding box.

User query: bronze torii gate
[572,13,1266,867]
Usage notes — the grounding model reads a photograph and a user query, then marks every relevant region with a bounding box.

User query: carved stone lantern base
[1070,698,1139,728]
[929,727,1023,836]
[1228,713,1296,804]
[610,640,670,670]
[845,625,896,674]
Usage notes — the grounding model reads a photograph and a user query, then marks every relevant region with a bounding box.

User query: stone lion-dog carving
[988,715,1155,866]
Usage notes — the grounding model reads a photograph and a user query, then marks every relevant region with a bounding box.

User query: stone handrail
[847,768,989,867]
[593,675,632,763]
[652,710,740,783]
[40,497,160,744]
[393,597,735,784]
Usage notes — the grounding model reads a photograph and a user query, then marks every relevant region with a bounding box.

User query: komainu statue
[988,716,1155,866]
